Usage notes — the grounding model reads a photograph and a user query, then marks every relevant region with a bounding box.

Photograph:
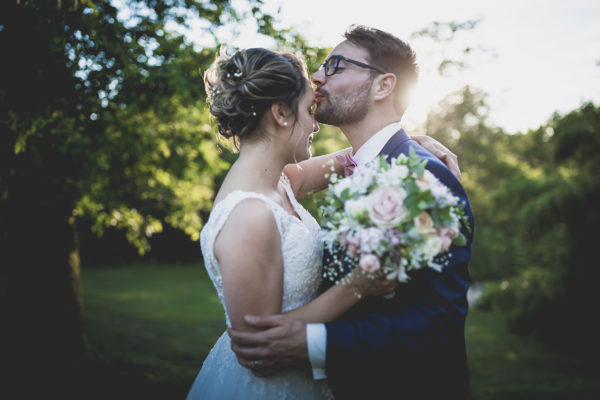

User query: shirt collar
[352,122,402,165]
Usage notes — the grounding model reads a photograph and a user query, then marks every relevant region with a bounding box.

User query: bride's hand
[410,135,461,180]
[346,267,399,298]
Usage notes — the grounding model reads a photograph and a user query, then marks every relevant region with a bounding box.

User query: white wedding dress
[186,175,333,399]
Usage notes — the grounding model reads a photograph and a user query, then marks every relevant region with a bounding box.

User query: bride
[186,47,454,399]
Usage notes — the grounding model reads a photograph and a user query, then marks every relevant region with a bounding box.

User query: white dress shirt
[306,122,403,379]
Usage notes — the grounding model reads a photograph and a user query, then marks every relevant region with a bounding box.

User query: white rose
[389,164,409,181]
[430,180,453,203]
[333,177,353,197]
[376,164,409,186]
[414,170,435,190]
[351,165,375,194]
[396,154,408,163]
[421,234,443,260]
[344,198,367,217]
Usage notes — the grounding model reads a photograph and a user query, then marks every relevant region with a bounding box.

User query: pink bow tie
[336,152,358,177]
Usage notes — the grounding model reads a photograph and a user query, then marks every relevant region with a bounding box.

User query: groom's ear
[270,102,291,128]
[373,73,397,101]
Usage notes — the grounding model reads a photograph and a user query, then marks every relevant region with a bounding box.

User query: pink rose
[440,236,452,252]
[359,253,381,273]
[346,235,361,257]
[367,187,408,228]
[437,225,460,252]
[437,225,459,239]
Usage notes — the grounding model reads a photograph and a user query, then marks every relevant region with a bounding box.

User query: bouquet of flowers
[318,148,470,285]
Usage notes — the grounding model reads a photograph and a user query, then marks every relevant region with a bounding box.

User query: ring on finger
[253,360,260,368]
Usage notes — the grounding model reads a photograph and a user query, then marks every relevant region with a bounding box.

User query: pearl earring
[283,122,288,127]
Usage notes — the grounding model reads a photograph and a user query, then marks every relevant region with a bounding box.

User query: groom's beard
[315,78,373,126]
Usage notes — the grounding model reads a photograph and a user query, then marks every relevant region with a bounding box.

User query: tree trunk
[2,195,85,398]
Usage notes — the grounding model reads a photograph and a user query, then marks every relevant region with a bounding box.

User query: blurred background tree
[422,82,600,364]
[410,20,600,366]
[471,102,600,361]
[0,0,285,396]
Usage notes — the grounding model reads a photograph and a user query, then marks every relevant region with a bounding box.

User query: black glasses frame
[320,55,386,76]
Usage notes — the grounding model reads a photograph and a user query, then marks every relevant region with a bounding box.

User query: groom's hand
[228,314,309,377]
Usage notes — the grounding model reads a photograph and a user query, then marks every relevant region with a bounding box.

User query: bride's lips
[308,134,313,146]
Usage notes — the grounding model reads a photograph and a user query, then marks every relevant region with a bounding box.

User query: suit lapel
[378,128,411,159]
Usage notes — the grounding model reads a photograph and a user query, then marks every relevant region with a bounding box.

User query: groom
[228,25,474,399]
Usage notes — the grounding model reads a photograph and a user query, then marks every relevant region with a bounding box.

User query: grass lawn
[81,263,599,399]
[466,310,599,399]
[81,263,225,398]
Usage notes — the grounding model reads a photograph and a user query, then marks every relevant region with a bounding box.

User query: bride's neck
[234,140,287,190]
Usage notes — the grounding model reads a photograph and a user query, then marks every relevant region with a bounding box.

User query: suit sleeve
[324,145,474,388]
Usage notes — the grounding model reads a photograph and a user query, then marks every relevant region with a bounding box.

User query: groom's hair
[344,25,418,115]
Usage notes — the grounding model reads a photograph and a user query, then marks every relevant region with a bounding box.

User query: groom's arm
[306,323,327,379]
[227,317,328,379]
[227,272,397,377]
[227,314,311,377]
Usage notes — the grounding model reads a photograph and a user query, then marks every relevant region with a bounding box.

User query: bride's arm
[284,136,460,200]
[215,199,285,332]
[283,148,350,200]
[283,270,396,323]
[411,135,461,179]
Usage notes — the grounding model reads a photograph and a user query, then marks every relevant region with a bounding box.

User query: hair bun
[204,47,307,141]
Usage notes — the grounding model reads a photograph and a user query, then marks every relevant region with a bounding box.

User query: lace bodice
[200,174,323,327]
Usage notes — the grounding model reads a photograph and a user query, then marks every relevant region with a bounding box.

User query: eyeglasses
[319,55,386,77]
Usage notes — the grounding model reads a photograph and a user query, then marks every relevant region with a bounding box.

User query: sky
[187,0,600,133]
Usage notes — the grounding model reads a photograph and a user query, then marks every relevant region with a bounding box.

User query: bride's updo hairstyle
[204,47,308,141]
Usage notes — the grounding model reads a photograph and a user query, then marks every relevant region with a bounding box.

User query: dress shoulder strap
[208,190,288,240]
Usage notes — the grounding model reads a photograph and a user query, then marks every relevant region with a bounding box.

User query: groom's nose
[311,68,325,87]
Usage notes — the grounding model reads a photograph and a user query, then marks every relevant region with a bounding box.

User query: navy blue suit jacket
[324,129,474,399]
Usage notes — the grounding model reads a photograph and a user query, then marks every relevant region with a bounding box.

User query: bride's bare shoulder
[214,197,280,255]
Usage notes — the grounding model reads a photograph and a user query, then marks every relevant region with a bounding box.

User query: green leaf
[407,147,427,177]
[453,233,467,246]
[379,155,389,170]
[403,193,422,218]
[340,187,351,201]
